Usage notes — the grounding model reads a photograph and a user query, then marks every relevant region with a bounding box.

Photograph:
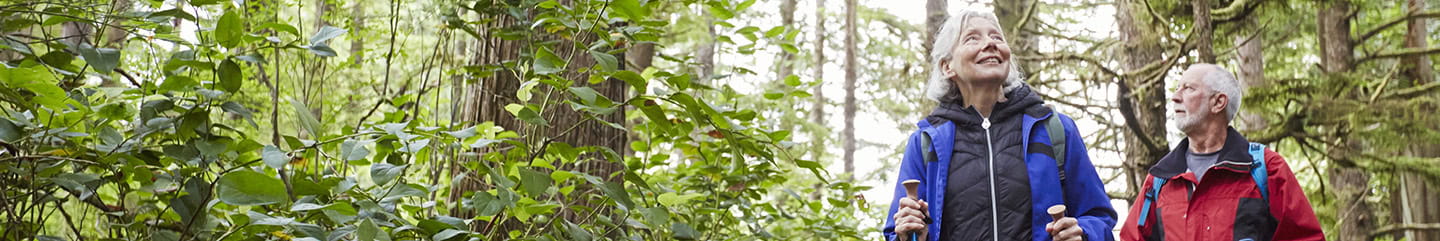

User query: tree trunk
[810,0,829,199]
[1394,0,1439,240]
[451,0,628,234]
[1317,1,1373,240]
[841,0,858,181]
[1114,0,1169,193]
[1234,14,1266,133]
[777,0,798,82]
[697,6,717,83]
[925,0,946,55]
[350,0,365,64]
[1191,0,1215,63]
[995,0,1037,77]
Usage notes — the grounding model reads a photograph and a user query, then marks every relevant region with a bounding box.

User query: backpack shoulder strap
[1249,142,1270,202]
[1137,176,1167,227]
[920,132,936,163]
[1045,113,1067,181]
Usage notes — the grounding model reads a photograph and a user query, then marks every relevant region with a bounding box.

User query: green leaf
[519,168,551,195]
[261,145,287,169]
[195,138,227,160]
[217,170,287,206]
[672,222,700,240]
[310,25,347,44]
[568,87,600,104]
[589,50,617,72]
[158,76,197,93]
[657,192,705,206]
[215,10,242,48]
[371,163,407,186]
[356,218,391,241]
[533,47,565,75]
[1,65,65,109]
[340,139,371,161]
[289,98,322,137]
[433,229,467,241]
[784,75,801,86]
[706,3,735,20]
[613,71,647,93]
[549,170,575,183]
[78,45,120,73]
[587,176,634,211]
[609,0,649,21]
[254,22,300,37]
[188,0,221,6]
[306,44,337,57]
[0,118,20,142]
[216,58,242,92]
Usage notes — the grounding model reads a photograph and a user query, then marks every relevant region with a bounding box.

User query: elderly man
[1118,64,1324,240]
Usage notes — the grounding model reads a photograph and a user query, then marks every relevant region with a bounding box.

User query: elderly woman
[882,10,1117,241]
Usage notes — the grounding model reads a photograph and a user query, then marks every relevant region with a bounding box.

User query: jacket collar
[1150,127,1256,179]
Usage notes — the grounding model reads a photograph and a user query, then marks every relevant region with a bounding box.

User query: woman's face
[946,17,1011,84]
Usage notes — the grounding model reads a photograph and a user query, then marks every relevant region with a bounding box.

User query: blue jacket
[882,110,1117,241]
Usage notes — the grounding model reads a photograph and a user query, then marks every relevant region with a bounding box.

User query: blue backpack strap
[1137,176,1167,226]
[1249,143,1269,202]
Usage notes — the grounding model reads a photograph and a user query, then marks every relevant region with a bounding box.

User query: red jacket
[1120,128,1324,241]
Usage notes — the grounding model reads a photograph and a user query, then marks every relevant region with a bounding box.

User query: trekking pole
[903,180,922,241]
[1047,205,1066,222]
[1048,205,1066,238]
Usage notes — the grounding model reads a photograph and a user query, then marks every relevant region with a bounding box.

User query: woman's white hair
[924,10,1025,102]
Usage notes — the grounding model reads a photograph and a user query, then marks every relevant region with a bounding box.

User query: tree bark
[1192,0,1215,63]
[777,0,798,82]
[841,0,858,181]
[1394,0,1439,240]
[350,0,365,64]
[995,0,1036,78]
[1114,0,1169,193]
[1235,11,1265,133]
[925,0,946,56]
[810,0,829,198]
[1317,2,1374,240]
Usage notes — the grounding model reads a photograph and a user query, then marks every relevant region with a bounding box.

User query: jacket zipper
[982,117,998,241]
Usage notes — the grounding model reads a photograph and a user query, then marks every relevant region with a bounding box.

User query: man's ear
[1211,93,1228,115]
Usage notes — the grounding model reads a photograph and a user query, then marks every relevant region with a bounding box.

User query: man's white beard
[1173,105,1205,134]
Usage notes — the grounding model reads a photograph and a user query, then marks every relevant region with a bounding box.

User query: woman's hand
[1046,217,1084,241]
[894,198,930,240]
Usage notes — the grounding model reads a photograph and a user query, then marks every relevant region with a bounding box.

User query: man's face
[1171,68,1220,133]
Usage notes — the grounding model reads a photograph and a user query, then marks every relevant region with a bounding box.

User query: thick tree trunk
[1317,1,1374,240]
[1234,14,1266,132]
[450,1,625,232]
[1114,0,1169,193]
[1191,0,1215,63]
[994,0,1036,78]
[924,0,946,55]
[841,0,858,180]
[1394,0,1440,240]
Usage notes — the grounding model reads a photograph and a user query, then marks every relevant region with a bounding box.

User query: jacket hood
[927,83,1051,126]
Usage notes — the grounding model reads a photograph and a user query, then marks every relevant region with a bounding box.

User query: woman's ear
[941,59,956,78]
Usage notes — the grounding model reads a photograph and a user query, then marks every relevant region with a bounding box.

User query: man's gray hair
[924,10,1024,102]
[1196,64,1243,122]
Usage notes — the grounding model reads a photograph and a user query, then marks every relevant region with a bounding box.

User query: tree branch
[1369,223,1440,240]
[1355,9,1440,45]
[1356,46,1440,65]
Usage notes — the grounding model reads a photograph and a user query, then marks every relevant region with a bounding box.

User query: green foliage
[0,0,867,240]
